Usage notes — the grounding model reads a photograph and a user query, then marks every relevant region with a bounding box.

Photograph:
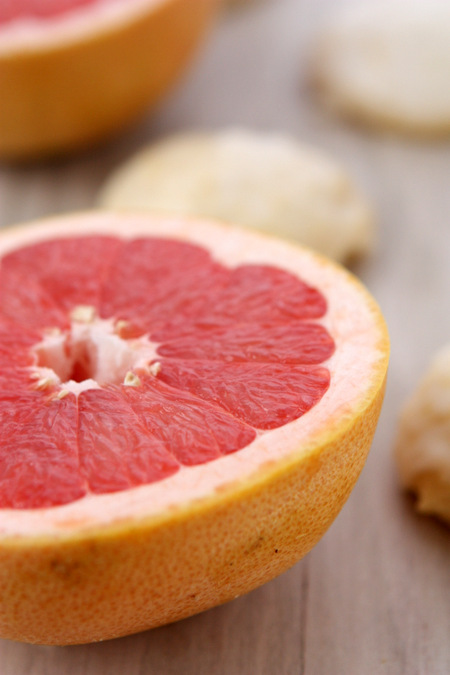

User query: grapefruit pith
[0,0,219,160]
[0,212,389,645]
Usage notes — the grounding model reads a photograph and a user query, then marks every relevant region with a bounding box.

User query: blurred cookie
[395,345,450,525]
[312,1,450,137]
[99,129,374,264]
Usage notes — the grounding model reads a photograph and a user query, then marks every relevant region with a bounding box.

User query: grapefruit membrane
[0,0,219,160]
[0,212,389,645]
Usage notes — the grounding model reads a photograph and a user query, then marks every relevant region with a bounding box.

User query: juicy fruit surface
[0,0,97,23]
[0,235,334,509]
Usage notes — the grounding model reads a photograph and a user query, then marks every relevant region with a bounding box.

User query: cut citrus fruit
[0,212,389,645]
[0,0,219,160]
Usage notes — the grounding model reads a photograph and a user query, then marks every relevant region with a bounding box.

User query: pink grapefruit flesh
[0,213,389,645]
[0,233,334,508]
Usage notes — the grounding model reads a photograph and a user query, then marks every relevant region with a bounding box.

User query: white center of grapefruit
[32,305,158,395]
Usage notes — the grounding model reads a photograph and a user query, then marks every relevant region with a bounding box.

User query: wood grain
[0,0,449,673]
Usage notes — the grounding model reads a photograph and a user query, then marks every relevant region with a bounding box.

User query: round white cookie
[395,344,450,524]
[99,129,373,264]
[313,1,450,137]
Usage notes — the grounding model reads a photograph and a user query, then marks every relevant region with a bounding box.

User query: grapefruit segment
[0,392,85,509]
[78,388,179,493]
[0,270,69,331]
[120,375,256,464]
[99,236,228,335]
[199,264,328,322]
[0,213,389,645]
[0,315,40,367]
[156,360,331,430]
[156,321,334,364]
[1,235,122,313]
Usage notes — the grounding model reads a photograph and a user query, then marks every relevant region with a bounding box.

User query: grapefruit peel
[0,212,389,645]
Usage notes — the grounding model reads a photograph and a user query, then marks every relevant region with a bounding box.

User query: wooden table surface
[1,0,449,673]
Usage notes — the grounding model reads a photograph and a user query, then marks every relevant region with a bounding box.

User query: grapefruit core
[0,212,389,645]
[0,0,219,160]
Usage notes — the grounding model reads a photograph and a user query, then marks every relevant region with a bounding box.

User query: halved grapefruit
[0,0,219,160]
[0,212,389,645]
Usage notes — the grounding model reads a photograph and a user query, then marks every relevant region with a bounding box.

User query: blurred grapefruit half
[0,212,389,644]
[0,0,219,160]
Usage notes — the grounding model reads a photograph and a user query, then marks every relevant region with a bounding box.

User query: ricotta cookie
[395,345,450,524]
[312,1,450,137]
[99,129,374,264]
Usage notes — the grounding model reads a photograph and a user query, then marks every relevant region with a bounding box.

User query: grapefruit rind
[0,212,389,644]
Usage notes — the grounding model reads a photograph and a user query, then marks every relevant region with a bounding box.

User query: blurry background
[0,0,449,673]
